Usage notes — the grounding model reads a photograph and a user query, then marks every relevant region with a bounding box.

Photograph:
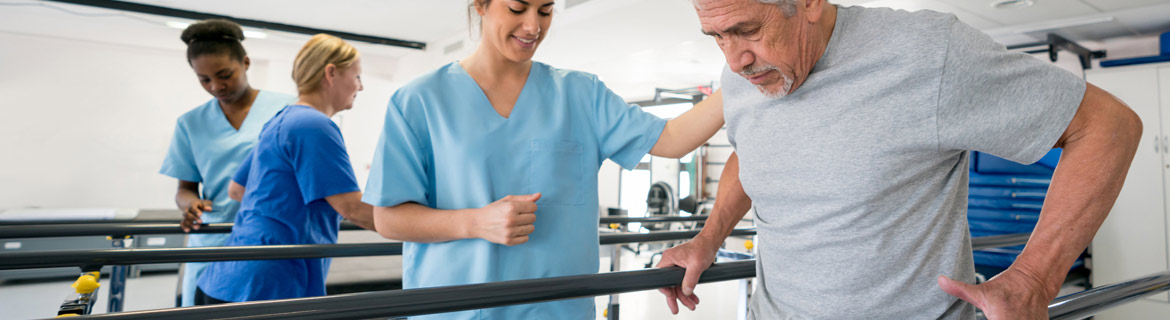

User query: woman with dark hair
[158,18,295,307]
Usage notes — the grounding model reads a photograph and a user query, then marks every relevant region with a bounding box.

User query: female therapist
[363,0,724,318]
[158,18,295,307]
[194,34,376,304]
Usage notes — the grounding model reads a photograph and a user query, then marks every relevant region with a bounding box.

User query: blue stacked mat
[967,149,1083,271]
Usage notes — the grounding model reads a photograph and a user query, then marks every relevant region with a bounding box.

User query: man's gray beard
[757,72,794,98]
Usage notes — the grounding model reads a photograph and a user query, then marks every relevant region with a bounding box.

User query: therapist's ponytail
[468,0,491,38]
[292,34,360,95]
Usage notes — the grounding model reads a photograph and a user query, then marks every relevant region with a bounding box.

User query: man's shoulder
[844,5,956,32]
[839,5,957,54]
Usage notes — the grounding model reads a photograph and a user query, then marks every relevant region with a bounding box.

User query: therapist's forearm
[1011,86,1142,297]
[175,183,202,210]
[650,90,724,158]
[325,192,377,231]
[373,203,478,242]
[696,152,752,246]
[341,202,376,231]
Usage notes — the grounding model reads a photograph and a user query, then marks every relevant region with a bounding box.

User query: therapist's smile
[512,35,537,49]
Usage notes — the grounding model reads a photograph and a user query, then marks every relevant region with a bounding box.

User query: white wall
[0,31,208,209]
[1090,34,1165,67]
[0,5,403,211]
[1,0,1162,213]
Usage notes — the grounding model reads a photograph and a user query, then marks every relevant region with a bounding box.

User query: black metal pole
[970,232,1032,251]
[71,261,757,319]
[0,216,713,239]
[1,230,1032,271]
[0,229,756,270]
[42,0,425,50]
[1047,270,1170,320]
[599,215,710,224]
[0,223,237,238]
[599,228,755,245]
[0,243,403,270]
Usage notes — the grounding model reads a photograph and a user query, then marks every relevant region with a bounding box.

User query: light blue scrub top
[159,90,295,306]
[363,62,666,319]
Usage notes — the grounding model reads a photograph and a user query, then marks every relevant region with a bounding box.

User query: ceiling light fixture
[165,20,267,40]
[165,21,189,29]
[991,0,1034,9]
[243,30,268,40]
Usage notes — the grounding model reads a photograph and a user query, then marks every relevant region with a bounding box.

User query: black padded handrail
[1046,270,1170,320]
[0,243,403,270]
[0,229,760,270]
[0,230,1032,271]
[0,215,713,239]
[971,232,1031,250]
[72,261,757,319]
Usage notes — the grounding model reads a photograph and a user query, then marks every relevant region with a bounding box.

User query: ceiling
[116,0,1170,49]
[2,0,1168,100]
[122,0,472,46]
[838,0,1170,45]
[113,0,1170,99]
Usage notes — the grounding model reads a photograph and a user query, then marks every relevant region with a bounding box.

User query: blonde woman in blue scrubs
[158,19,294,307]
[363,0,724,318]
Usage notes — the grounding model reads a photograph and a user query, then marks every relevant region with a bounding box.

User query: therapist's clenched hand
[181,199,211,233]
[474,193,541,246]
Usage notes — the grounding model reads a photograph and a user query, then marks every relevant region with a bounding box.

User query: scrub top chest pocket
[529,139,585,206]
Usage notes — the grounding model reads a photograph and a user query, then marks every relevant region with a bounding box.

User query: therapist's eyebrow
[513,0,555,7]
[215,69,232,76]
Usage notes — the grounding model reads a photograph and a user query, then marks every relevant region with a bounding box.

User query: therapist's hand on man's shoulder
[655,235,722,314]
[473,193,541,246]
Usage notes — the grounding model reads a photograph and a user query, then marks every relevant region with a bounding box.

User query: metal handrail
[0,230,1032,271]
[70,261,757,319]
[68,265,1170,319]
[0,243,403,270]
[600,215,710,224]
[0,229,759,270]
[0,223,238,239]
[1047,270,1170,320]
[971,232,1031,250]
[600,228,755,245]
[0,215,714,239]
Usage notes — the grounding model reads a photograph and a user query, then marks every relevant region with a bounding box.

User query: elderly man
[657,0,1142,319]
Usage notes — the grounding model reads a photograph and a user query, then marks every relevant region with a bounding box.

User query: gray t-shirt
[721,5,1085,319]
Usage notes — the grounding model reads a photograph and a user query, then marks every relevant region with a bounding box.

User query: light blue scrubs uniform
[159,90,295,307]
[363,62,666,319]
[198,105,359,302]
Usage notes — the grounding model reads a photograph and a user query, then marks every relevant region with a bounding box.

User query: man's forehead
[695,0,744,13]
[697,0,760,30]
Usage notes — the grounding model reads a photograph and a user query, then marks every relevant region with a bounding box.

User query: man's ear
[805,0,825,24]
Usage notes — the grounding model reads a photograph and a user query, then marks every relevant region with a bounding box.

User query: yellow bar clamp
[72,272,101,294]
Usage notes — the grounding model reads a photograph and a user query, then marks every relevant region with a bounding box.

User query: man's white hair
[758,0,799,16]
[693,0,800,17]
